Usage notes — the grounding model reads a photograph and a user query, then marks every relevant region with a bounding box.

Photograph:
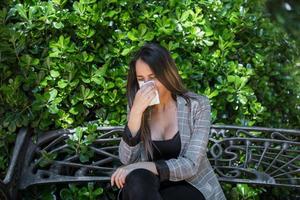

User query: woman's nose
[145,78,156,82]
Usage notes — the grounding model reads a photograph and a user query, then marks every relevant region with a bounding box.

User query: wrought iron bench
[1,125,299,199]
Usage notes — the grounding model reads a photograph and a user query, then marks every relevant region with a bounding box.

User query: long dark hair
[126,42,195,160]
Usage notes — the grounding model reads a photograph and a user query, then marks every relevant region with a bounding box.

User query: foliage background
[0,0,299,199]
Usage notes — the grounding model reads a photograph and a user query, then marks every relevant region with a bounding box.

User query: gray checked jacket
[118,92,226,200]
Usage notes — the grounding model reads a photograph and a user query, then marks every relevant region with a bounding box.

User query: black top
[150,131,181,161]
[121,123,181,182]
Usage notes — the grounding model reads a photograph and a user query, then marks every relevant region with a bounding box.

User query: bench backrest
[4,125,300,194]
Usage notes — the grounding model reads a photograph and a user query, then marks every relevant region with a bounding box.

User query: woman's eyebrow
[136,74,155,77]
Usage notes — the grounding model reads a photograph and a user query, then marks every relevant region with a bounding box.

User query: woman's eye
[137,77,155,81]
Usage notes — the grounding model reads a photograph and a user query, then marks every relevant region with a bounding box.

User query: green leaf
[58,80,68,88]
[121,48,132,56]
[181,10,191,21]
[208,90,219,98]
[239,94,248,105]
[15,4,28,20]
[106,10,118,17]
[50,70,60,78]
[39,150,57,167]
[138,23,147,36]
[79,154,89,163]
[204,26,213,37]
[127,31,138,41]
[73,1,85,15]
[227,75,236,83]
[144,32,155,41]
[203,39,214,46]
[53,0,67,6]
[53,22,64,29]
[60,188,72,200]
[69,107,79,115]
[48,103,59,114]
[48,89,57,102]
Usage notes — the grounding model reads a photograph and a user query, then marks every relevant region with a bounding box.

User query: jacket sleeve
[154,96,211,182]
[118,105,142,165]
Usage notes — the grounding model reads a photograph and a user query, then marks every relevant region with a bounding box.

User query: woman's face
[135,58,168,98]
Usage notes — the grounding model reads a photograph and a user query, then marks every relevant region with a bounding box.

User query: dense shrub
[0,0,299,199]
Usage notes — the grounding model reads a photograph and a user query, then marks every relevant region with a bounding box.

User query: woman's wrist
[126,107,143,139]
[130,107,143,118]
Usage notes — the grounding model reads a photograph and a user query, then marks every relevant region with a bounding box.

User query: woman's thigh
[120,168,162,200]
[159,181,205,200]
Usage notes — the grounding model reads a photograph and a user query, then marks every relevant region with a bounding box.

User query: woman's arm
[118,105,143,165]
[153,96,211,182]
[127,161,159,175]
[124,106,143,144]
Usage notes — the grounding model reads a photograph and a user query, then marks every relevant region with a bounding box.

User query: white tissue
[138,80,160,106]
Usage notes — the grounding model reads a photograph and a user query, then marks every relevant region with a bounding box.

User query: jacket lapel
[176,94,190,156]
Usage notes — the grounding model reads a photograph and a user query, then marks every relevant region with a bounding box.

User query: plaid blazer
[118,92,226,200]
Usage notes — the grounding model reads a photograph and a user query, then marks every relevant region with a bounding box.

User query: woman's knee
[124,168,160,192]
[122,168,160,199]
[125,168,158,186]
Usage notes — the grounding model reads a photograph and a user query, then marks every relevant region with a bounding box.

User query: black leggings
[118,168,206,200]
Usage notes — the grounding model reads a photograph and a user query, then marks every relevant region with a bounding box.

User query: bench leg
[0,180,10,200]
[3,127,31,200]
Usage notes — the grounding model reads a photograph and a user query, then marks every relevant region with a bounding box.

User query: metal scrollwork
[2,125,300,200]
[209,125,300,188]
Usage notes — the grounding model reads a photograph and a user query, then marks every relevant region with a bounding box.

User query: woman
[111,43,226,200]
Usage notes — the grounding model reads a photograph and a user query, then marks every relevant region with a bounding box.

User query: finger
[121,173,126,187]
[111,170,117,186]
[112,168,121,187]
[144,90,157,101]
[140,82,155,92]
[117,170,124,188]
[118,169,127,188]
[142,85,156,97]
[118,169,126,188]
[114,169,123,189]
[140,87,155,97]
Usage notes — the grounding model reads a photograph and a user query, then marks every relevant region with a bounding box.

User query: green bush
[0,0,299,199]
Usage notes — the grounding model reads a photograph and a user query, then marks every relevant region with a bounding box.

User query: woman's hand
[131,81,157,115]
[110,164,137,189]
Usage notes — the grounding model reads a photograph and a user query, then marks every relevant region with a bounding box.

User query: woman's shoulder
[185,91,210,104]
[182,91,211,114]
